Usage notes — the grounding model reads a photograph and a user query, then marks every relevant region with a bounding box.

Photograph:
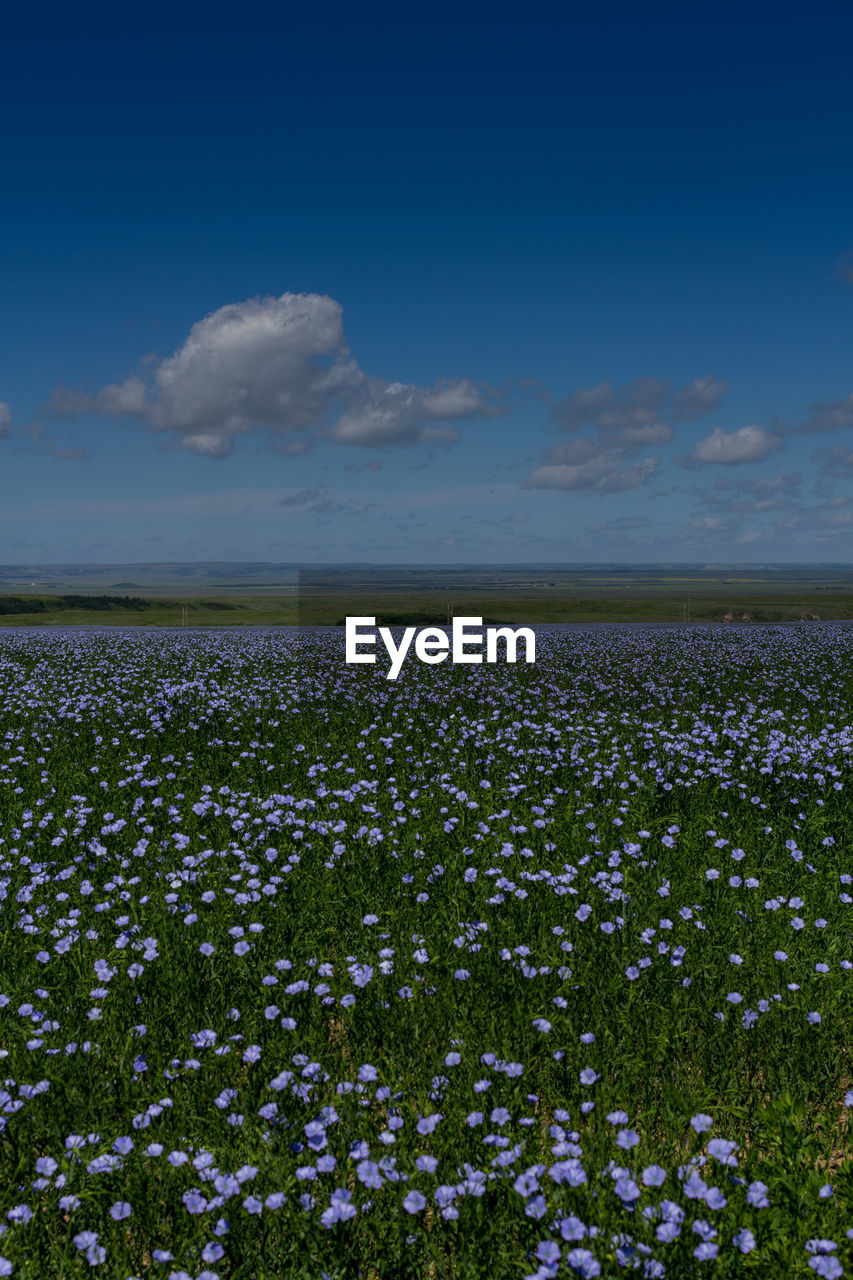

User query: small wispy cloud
[5,417,91,461]
[525,439,660,492]
[680,424,782,466]
[836,252,853,284]
[278,485,376,522]
[796,393,853,434]
[671,376,729,421]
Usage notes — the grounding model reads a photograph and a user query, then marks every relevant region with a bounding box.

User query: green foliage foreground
[0,625,852,1278]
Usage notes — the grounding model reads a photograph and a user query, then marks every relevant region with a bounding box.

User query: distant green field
[2,589,853,626]
[2,563,853,625]
[303,593,850,626]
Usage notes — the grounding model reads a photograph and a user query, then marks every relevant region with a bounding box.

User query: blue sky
[2,0,853,564]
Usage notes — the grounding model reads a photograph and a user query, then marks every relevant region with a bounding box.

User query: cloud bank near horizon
[4,295,852,551]
[524,376,730,492]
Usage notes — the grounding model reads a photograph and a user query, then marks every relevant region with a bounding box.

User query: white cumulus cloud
[44,293,502,457]
[690,424,781,465]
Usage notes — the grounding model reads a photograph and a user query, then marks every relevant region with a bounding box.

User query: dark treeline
[0,596,242,616]
[0,595,150,614]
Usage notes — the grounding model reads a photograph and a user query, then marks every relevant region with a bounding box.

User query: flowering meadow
[2,623,853,1279]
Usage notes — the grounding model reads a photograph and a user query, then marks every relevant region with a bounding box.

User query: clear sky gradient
[2,0,853,564]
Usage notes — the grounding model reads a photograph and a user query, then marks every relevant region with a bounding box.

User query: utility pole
[181,602,188,627]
